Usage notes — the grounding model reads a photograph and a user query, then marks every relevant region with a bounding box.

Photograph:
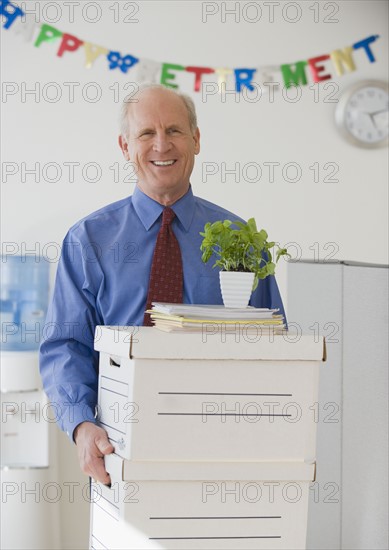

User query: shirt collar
[132,185,195,232]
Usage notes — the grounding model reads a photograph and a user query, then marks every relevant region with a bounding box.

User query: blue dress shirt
[39,185,286,440]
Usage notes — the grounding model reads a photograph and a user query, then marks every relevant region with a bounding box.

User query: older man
[40,84,286,484]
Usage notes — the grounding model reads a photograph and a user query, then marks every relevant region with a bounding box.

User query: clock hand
[361,109,388,117]
[360,110,388,129]
[372,111,389,130]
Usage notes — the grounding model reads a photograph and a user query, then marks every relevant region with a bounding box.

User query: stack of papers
[146,303,286,333]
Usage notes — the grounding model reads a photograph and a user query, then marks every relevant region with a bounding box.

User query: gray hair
[120,82,198,138]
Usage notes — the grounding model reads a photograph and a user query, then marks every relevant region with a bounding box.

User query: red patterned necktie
[143,207,183,326]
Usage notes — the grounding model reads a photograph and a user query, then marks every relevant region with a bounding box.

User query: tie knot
[162,207,176,226]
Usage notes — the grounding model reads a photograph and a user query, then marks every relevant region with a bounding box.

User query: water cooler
[1,256,60,550]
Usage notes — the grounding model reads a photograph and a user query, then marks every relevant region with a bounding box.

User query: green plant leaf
[199,218,289,283]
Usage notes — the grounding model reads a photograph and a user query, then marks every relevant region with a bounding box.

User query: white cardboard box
[90,453,316,550]
[94,327,325,462]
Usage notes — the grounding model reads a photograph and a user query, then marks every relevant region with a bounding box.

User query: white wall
[2,1,388,296]
[2,1,388,548]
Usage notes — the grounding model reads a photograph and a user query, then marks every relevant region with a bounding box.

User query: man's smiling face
[119,87,200,205]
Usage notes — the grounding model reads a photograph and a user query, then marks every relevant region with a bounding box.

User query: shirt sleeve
[249,274,287,322]
[248,244,287,325]
[39,229,103,441]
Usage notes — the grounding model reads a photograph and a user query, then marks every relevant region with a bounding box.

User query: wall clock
[335,80,388,148]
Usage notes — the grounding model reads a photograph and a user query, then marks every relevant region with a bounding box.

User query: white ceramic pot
[219,271,255,308]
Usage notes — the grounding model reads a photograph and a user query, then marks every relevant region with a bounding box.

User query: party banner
[1,0,381,93]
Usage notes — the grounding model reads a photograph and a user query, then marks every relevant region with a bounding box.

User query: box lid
[104,453,316,482]
[94,326,326,361]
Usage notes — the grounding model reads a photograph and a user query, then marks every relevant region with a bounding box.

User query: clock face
[336,81,389,148]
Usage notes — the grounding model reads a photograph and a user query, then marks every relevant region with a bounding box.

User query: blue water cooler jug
[1,255,50,351]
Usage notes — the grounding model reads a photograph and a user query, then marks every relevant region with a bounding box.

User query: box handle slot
[109,356,121,367]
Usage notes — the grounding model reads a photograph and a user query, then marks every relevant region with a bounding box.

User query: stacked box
[90,327,325,550]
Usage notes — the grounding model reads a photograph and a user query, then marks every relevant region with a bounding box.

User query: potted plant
[200,218,289,307]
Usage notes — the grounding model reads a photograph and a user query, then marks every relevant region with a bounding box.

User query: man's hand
[74,422,114,484]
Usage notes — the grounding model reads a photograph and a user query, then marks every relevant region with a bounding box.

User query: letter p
[202,2,219,22]
[2,482,19,503]
[202,482,219,502]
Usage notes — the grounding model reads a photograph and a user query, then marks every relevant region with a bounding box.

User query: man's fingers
[95,435,114,455]
[89,456,111,485]
[82,451,111,484]
[74,422,114,483]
